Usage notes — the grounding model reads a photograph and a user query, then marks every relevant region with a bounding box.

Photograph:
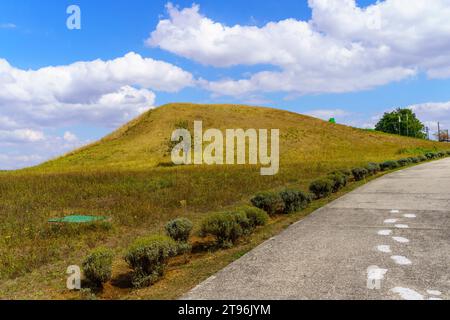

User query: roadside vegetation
[1,103,449,299]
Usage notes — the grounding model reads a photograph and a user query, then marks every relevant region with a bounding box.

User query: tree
[375,108,426,139]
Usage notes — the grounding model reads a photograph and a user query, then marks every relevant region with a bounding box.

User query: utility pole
[438,122,441,142]
[406,113,409,137]
[426,127,430,140]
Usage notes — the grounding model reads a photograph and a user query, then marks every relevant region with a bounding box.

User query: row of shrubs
[200,206,269,248]
[245,171,349,215]
[82,217,194,289]
[308,151,450,199]
[425,151,450,159]
[251,189,312,215]
[81,150,450,290]
[81,207,271,289]
[248,151,450,209]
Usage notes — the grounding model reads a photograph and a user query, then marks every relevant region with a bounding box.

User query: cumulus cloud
[148,1,450,96]
[0,23,16,29]
[0,154,44,170]
[409,101,450,132]
[0,52,193,128]
[303,108,379,129]
[0,129,90,169]
[0,51,194,169]
[0,115,18,129]
[0,128,75,170]
[0,129,45,143]
[63,131,78,143]
[305,109,352,120]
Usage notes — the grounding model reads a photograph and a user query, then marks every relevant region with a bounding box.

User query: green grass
[0,103,449,299]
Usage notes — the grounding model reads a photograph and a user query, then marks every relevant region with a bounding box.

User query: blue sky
[1,0,450,169]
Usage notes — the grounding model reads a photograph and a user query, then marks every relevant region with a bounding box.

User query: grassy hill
[32,103,444,171]
[1,103,448,299]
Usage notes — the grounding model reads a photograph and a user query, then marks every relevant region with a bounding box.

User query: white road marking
[391,255,412,265]
[377,245,392,253]
[378,230,392,236]
[392,236,410,243]
[390,210,400,214]
[367,266,388,279]
[384,219,398,224]
[395,224,409,229]
[427,290,442,296]
[403,214,416,218]
[391,287,424,300]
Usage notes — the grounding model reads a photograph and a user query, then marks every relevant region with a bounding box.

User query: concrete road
[184,159,450,300]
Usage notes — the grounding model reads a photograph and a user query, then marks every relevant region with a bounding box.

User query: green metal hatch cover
[48,215,109,224]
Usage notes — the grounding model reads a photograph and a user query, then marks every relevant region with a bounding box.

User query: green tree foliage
[375,108,426,139]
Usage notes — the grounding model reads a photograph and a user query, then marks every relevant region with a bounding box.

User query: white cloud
[0,115,18,129]
[0,154,44,170]
[0,129,45,143]
[0,51,194,169]
[0,52,193,128]
[148,1,450,96]
[305,109,352,120]
[409,101,450,131]
[0,23,16,29]
[63,131,78,143]
[304,108,379,129]
[0,130,89,170]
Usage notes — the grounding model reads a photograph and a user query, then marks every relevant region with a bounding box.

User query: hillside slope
[35,103,446,172]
